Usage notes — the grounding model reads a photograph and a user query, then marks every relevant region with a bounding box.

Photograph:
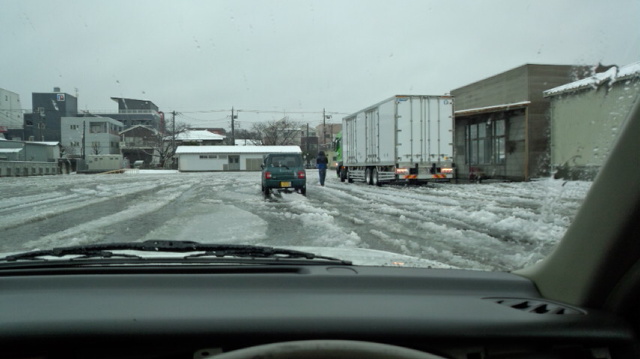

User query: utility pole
[306,123,310,166]
[322,108,326,151]
[81,120,86,160]
[171,111,176,166]
[231,107,236,146]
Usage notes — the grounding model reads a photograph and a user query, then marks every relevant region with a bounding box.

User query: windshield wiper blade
[1,240,352,265]
[184,247,346,262]
[3,248,145,262]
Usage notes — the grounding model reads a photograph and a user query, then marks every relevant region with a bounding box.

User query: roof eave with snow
[544,61,640,97]
[455,101,531,117]
[175,145,302,155]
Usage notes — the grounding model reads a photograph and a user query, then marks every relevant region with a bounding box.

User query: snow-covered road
[0,170,591,271]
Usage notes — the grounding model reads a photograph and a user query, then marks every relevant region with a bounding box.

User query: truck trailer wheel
[340,168,347,182]
[372,168,380,186]
[365,168,372,185]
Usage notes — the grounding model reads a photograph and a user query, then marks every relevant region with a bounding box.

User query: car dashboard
[0,264,636,359]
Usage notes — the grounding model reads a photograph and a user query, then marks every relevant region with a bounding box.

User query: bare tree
[151,122,189,168]
[230,128,262,145]
[252,117,301,146]
[91,142,102,155]
[59,145,77,158]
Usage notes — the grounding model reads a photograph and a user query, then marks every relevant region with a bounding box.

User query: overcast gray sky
[2,0,639,128]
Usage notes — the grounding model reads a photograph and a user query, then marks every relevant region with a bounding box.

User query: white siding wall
[178,153,267,171]
[550,82,639,169]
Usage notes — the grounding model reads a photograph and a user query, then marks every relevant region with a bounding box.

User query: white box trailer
[341,95,455,185]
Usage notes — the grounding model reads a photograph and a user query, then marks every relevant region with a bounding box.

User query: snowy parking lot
[0,170,591,271]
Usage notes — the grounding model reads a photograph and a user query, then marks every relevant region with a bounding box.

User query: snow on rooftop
[25,141,59,146]
[544,61,640,97]
[235,139,262,146]
[172,130,226,141]
[175,145,302,155]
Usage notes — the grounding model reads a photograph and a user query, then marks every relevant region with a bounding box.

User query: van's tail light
[265,172,272,179]
[297,171,306,179]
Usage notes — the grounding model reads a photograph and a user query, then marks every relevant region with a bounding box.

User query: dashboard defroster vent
[489,298,585,315]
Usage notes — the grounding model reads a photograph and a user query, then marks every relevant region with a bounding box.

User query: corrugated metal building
[176,146,301,172]
[0,140,60,176]
[544,62,640,179]
[451,64,587,181]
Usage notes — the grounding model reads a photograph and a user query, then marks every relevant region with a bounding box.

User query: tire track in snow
[314,178,589,270]
[21,183,196,250]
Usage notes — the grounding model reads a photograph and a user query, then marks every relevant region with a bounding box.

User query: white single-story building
[175,145,302,172]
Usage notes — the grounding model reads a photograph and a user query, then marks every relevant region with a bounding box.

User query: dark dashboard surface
[0,265,635,358]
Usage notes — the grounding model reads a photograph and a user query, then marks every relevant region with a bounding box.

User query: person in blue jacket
[316,151,329,186]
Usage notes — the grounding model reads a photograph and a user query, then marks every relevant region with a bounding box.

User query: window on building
[467,123,478,164]
[467,117,506,165]
[495,119,506,164]
[90,123,106,133]
[478,122,488,164]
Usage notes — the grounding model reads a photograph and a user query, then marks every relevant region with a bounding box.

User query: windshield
[266,155,302,167]
[0,0,638,271]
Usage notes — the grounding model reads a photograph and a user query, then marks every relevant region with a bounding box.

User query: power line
[177,112,229,123]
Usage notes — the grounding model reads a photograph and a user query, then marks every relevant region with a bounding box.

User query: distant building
[0,88,23,137]
[24,88,78,142]
[60,116,124,158]
[92,97,164,132]
[119,125,160,166]
[315,123,341,152]
[451,64,588,181]
[235,139,262,146]
[0,140,60,177]
[544,61,640,180]
[176,145,301,172]
[191,127,227,136]
[171,130,226,146]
